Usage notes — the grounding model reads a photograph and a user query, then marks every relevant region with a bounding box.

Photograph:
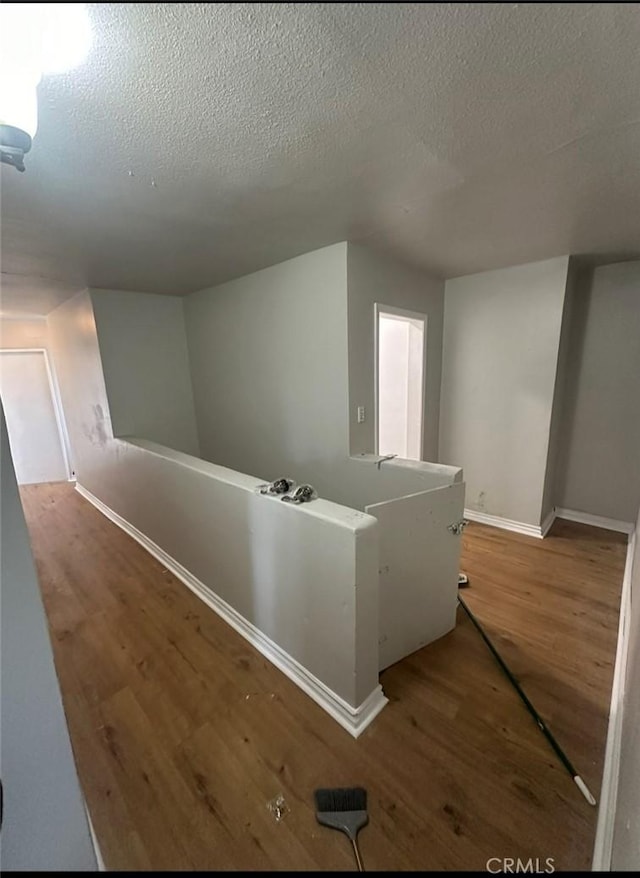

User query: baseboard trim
[75,483,387,738]
[463,508,544,539]
[84,799,106,871]
[540,508,557,538]
[592,529,635,870]
[555,508,634,535]
[462,506,633,540]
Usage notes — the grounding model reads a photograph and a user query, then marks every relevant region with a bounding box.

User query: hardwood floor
[20,483,627,871]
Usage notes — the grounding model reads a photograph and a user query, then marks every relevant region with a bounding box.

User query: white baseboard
[555,508,634,536]
[463,506,634,540]
[75,483,387,738]
[84,799,106,871]
[540,507,557,537]
[592,528,635,870]
[463,508,545,539]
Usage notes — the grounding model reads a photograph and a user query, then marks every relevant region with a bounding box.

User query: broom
[314,787,368,871]
[457,591,596,805]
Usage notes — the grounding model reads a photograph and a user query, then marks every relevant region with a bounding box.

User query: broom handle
[351,837,364,872]
[458,595,596,806]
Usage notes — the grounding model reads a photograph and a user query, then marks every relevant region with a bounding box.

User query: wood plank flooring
[20,483,627,871]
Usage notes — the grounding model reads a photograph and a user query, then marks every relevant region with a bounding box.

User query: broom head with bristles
[314,787,368,841]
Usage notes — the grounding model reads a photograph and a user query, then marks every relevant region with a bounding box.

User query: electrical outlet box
[357,406,366,423]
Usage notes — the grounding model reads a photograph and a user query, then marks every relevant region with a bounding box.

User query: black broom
[458,591,596,805]
[314,787,368,871]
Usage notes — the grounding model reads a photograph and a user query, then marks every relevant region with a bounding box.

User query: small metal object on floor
[266,794,289,823]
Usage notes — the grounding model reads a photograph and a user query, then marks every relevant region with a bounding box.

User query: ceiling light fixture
[0,3,92,172]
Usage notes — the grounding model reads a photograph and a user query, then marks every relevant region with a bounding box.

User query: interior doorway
[375,305,427,461]
[0,349,71,485]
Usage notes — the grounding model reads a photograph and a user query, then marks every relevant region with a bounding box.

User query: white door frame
[374,303,428,459]
[0,347,74,480]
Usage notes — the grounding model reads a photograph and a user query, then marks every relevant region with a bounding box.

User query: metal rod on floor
[457,594,597,806]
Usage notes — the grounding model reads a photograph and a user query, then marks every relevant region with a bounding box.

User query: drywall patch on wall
[439,256,569,528]
[48,292,110,486]
[78,403,110,450]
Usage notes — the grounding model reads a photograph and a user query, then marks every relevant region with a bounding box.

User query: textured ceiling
[1,2,640,315]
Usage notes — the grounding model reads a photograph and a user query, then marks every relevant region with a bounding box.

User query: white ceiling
[1,2,639,315]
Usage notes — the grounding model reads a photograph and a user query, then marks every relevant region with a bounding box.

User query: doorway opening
[0,348,72,484]
[375,305,427,461]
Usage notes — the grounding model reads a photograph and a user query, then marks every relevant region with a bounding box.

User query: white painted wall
[81,438,381,712]
[439,256,569,527]
[334,454,461,512]
[46,290,464,729]
[371,481,464,670]
[553,261,640,524]
[0,404,97,872]
[0,316,49,350]
[0,351,69,484]
[184,243,349,496]
[90,288,200,456]
[348,242,444,461]
[540,258,582,523]
[183,242,458,509]
[612,507,640,869]
[46,291,383,725]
